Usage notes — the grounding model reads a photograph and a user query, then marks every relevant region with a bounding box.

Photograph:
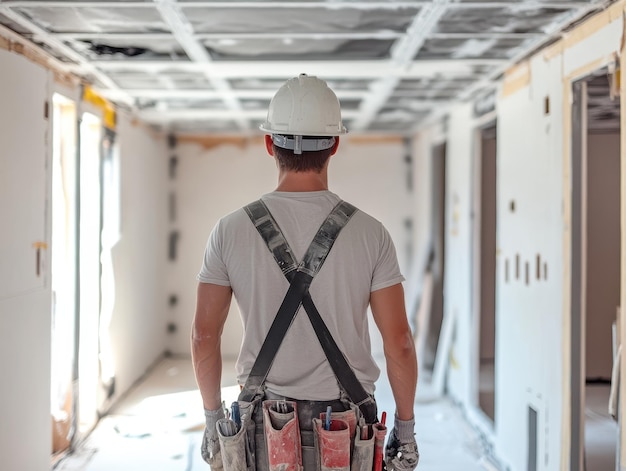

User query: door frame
[469,111,498,436]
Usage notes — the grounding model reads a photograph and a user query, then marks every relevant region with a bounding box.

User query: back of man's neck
[276,171,328,192]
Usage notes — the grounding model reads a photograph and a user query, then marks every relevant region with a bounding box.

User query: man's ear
[264,135,274,156]
[330,136,340,156]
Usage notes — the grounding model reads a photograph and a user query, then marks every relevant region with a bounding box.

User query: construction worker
[192,74,419,471]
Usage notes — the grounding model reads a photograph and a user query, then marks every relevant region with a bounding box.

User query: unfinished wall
[168,137,412,362]
[0,48,52,471]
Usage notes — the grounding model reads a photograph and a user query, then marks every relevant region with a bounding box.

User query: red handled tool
[373,412,387,471]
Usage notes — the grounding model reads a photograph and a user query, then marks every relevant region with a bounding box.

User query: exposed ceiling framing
[0,0,613,135]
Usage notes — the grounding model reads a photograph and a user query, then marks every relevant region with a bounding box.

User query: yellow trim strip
[82,86,116,130]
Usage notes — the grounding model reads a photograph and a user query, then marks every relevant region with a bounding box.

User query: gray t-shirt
[197,190,404,400]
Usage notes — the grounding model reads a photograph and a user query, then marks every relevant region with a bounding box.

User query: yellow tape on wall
[82,86,116,130]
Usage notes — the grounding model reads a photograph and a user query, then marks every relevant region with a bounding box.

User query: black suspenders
[239,199,377,423]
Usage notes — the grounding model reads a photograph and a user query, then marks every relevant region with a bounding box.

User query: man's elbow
[385,331,416,360]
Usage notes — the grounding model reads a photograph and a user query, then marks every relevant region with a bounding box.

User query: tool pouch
[218,396,267,471]
[217,415,255,471]
[350,424,374,471]
[372,422,387,471]
[313,418,351,471]
[320,406,358,455]
[262,400,303,471]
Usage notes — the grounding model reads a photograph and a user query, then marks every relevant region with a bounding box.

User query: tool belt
[215,199,387,471]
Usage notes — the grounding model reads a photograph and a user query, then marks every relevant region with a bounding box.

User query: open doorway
[76,111,103,439]
[50,94,78,459]
[571,70,620,471]
[475,123,497,423]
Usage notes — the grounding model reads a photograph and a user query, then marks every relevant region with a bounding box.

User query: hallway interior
[54,356,496,471]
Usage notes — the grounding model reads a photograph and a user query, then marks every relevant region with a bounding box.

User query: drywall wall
[586,132,620,381]
[0,48,52,471]
[495,51,566,471]
[169,137,413,361]
[106,113,169,406]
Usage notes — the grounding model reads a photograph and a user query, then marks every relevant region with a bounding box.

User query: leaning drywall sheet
[404,128,437,330]
[496,51,565,471]
[441,103,475,408]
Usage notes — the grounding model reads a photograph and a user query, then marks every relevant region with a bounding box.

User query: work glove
[201,407,225,470]
[385,414,419,471]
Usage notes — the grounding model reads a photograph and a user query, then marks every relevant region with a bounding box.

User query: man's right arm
[192,282,233,410]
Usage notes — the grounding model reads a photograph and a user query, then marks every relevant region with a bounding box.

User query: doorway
[475,122,497,423]
[76,111,103,439]
[571,70,621,471]
[50,94,78,457]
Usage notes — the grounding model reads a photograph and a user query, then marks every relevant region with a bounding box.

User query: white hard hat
[260,74,347,143]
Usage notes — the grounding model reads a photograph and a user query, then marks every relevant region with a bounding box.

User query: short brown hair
[272,138,333,173]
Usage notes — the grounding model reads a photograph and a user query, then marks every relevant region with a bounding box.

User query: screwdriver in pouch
[231,401,240,431]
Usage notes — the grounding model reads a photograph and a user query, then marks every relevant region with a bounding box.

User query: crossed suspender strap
[239,199,376,421]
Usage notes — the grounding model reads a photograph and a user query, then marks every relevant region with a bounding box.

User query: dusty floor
[54,355,499,471]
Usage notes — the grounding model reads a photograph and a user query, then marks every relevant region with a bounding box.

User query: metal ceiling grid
[0,0,613,135]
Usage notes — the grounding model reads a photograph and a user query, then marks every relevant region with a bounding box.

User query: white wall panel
[0,49,48,299]
[495,52,565,471]
[0,49,52,471]
[563,18,623,80]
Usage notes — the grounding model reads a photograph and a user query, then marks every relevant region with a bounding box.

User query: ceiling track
[152,0,247,130]
[351,0,452,131]
[416,2,605,132]
[0,4,135,107]
[1,1,593,8]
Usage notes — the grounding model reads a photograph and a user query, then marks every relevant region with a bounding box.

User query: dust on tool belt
[215,396,388,471]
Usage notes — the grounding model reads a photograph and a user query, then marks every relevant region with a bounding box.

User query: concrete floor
[54,355,499,471]
[585,384,618,471]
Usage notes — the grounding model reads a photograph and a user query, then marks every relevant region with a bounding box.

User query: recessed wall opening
[571,69,620,471]
[477,122,497,423]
